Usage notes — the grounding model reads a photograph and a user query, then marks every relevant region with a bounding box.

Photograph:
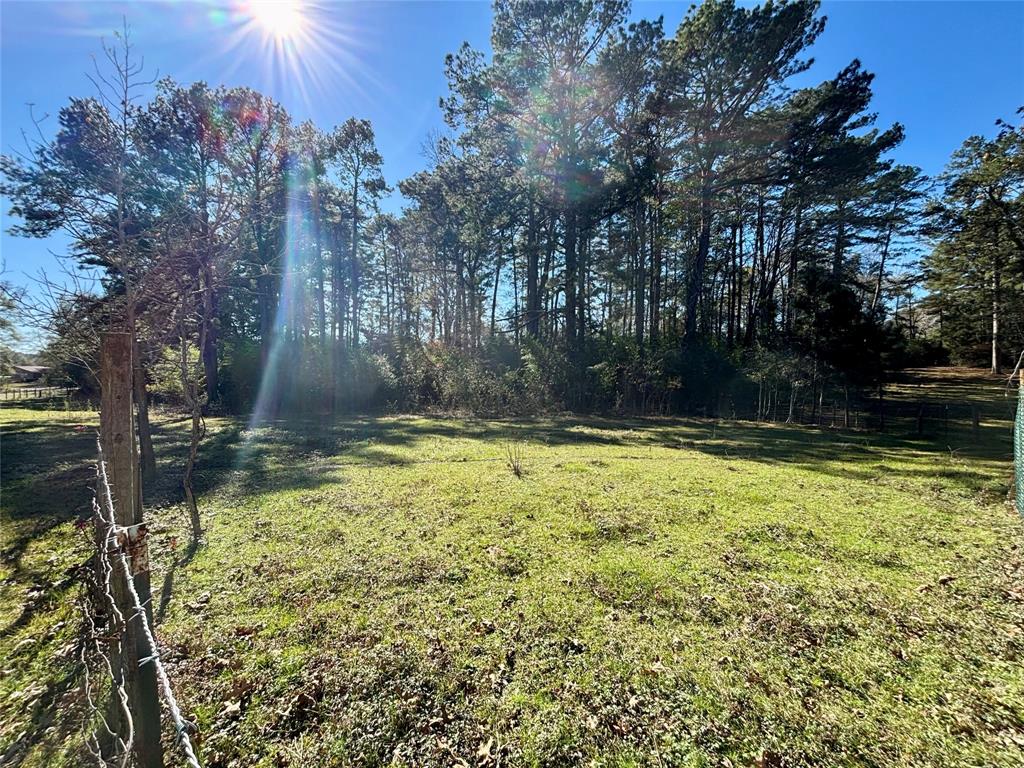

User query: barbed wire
[81,438,202,768]
[78,520,134,768]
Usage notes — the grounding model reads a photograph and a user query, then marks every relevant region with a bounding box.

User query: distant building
[11,365,49,383]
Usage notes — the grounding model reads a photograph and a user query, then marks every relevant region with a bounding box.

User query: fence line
[0,385,75,401]
[84,437,201,768]
[79,504,134,767]
[1016,374,1023,516]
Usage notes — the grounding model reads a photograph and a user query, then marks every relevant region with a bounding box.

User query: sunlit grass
[1,383,1022,765]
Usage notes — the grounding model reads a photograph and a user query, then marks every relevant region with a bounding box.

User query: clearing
[1,368,1022,767]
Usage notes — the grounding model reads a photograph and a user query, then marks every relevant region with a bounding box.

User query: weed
[505,441,526,478]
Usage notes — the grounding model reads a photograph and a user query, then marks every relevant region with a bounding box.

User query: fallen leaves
[475,736,494,763]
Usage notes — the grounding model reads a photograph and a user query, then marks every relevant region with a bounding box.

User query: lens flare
[199,0,384,440]
[198,1,381,112]
[247,167,312,428]
[247,1,306,42]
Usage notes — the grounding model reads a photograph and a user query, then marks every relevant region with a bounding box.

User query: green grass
[2,370,1023,767]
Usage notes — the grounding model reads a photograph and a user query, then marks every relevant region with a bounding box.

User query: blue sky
[2,0,1022,348]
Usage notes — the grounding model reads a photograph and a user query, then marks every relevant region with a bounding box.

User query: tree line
[3,0,1022,427]
[923,113,1024,375]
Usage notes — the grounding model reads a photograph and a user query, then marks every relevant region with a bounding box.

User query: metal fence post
[1016,370,1023,517]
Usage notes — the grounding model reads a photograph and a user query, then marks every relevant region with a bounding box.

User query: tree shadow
[0,416,96,567]
[0,663,82,768]
[3,394,1014,634]
[180,409,1013,499]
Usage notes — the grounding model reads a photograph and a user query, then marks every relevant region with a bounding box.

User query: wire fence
[80,437,200,768]
[1016,379,1023,516]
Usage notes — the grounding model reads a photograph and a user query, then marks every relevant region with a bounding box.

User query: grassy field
[2,368,1023,767]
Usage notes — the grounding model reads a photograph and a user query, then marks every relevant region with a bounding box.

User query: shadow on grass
[0,417,96,563]
[2,383,1013,629]
[0,663,81,768]
[164,408,1012,505]
[4,401,1012,566]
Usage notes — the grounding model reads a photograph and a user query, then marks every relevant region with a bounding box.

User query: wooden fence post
[100,332,164,768]
[878,383,885,432]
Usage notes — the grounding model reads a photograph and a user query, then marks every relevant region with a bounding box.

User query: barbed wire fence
[1015,366,1023,517]
[78,441,202,767]
[75,331,202,767]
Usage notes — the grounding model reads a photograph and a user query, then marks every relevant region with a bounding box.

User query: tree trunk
[992,255,1001,375]
[685,185,713,341]
[200,265,219,401]
[313,189,326,346]
[350,178,361,348]
[832,201,846,279]
[258,270,275,367]
[132,337,156,482]
[525,201,540,338]
[564,208,578,352]
[577,229,588,347]
[634,201,646,348]
[649,181,664,346]
[870,211,895,314]
[179,334,204,548]
[786,201,803,334]
[726,221,737,347]
[490,239,502,336]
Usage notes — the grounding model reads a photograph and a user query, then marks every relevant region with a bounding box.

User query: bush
[668,341,739,414]
[148,345,198,406]
[220,341,262,412]
[429,345,508,414]
[901,337,950,368]
[204,331,912,421]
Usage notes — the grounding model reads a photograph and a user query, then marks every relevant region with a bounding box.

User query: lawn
[1,369,1023,767]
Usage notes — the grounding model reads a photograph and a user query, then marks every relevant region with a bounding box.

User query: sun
[247,0,306,41]
[211,0,374,111]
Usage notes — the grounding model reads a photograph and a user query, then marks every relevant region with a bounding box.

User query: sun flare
[210,0,374,109]
[247,0,306,41]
